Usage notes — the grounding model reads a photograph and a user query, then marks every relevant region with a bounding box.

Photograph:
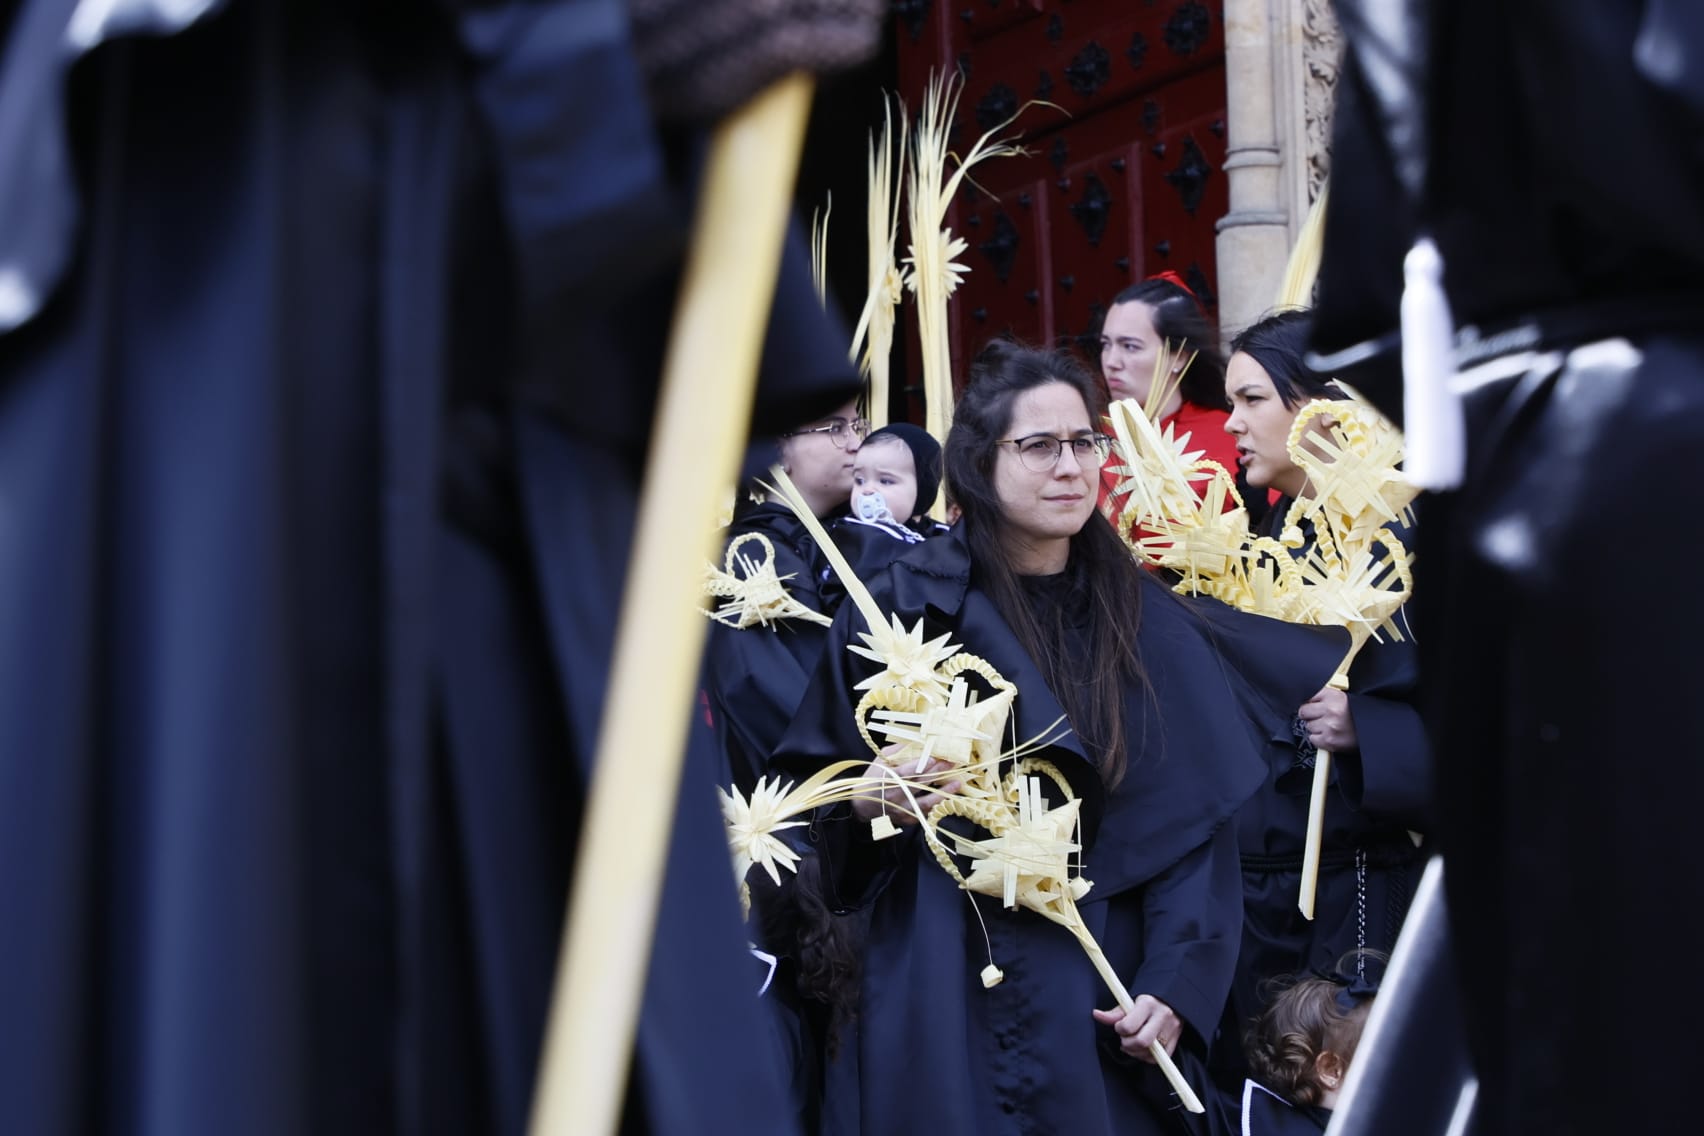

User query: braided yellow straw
[703,531,834,629]
[928,763,1205,1113]
[849,97,908,430]
[763,461,1207,1114]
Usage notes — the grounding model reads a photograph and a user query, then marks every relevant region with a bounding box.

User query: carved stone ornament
[1303,0,1341,201]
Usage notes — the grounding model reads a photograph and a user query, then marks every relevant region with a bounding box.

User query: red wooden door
[893,0,1228,398]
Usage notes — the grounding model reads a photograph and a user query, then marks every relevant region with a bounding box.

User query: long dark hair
[751,855,861,1055]
[1228,308,1341,409]
[1108,277,1228,411]
[948,339,1152,789]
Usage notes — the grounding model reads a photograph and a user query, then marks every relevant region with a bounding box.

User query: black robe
[776,529,1345,1136]
[1211,517,1428,1093]
[0,1,861,1132]
[1311,3,1704,1132]
[1212,1081,1330,1136]
[706,501,841,793]
[703,499,848,1134]
[707,504,949,1130]
[707,502,947,792]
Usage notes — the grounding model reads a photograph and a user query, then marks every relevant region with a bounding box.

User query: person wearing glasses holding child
[706,400,869,794]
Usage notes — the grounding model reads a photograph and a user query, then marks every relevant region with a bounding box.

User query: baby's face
[850,440,919,522]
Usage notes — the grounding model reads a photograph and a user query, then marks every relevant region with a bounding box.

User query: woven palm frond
[848,96,907,428]
[702,531,834,628]
[809,193,832,309]
[905,70,1034,509]
[1276,183,1329,308]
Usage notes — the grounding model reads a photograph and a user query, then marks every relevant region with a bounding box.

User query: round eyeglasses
[997,433,1113,472]
[783,416,870,450]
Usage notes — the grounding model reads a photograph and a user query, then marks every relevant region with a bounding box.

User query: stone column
[1216,0,1291,343]
[1216,0,1336,342]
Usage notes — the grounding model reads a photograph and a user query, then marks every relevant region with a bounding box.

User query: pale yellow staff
[1282,402,1415,920]
[527,74,816,1136]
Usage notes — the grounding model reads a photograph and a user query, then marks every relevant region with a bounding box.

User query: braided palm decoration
[1107,389,1418,921]
[702,531,835,629]
[709,467,1207,1113]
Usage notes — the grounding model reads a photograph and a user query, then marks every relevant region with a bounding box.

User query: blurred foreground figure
[1312,3,1704,1133]
[0,1,875,1133]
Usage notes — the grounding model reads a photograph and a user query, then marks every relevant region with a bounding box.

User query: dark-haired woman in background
[1097,276,1271,531]
[1210,309,1429,1113]
[778,340,1342,1135]
[1223,311,1347,540]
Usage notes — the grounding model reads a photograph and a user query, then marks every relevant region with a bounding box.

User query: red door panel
[895,1,1227,401]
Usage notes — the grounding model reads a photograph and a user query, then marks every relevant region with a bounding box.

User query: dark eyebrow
[1015,429,1095,441]
[1230,384,1265,398]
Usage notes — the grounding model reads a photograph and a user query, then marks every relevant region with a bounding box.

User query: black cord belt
[1240,841,1421,874]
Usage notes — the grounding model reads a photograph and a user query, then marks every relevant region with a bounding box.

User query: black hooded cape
[1210,517,1428,1093]
[774,528,1344,1136]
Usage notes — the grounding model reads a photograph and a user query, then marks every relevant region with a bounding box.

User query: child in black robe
[1219,959,1378,1135]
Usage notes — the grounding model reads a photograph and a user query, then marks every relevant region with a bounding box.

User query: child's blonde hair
[1245,951,1383,1107]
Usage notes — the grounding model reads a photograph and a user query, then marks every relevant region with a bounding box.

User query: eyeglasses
[997,433,1112,472]
[783,416,870,449]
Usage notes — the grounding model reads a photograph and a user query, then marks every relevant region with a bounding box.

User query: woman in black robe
[1213,311,1428,1104]
[778,341,1344,1136]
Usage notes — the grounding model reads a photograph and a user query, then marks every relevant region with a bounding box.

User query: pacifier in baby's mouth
[855,491,897,523]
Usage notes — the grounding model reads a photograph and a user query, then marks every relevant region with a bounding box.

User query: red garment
[1097,401,1242,528]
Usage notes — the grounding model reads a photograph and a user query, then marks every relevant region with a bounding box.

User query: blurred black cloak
[1312,3,1704,1133]
[0,0,876,1132]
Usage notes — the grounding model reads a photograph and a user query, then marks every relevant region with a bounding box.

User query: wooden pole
[1297,670,1352,920]
[527,73,816,1136]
